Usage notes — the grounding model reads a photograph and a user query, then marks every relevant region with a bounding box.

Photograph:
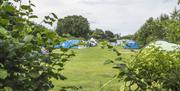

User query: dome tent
[87,38,97,47]
[54,40,82,49]
[124,40,140,49]
[147,41,180,51]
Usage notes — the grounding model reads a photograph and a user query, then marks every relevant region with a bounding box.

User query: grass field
[51,46,135,91]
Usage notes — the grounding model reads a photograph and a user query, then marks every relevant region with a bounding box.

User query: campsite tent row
[111,40,140,49]
[54,39,180,50]
[54,38,141,49]
[120,40,180,50]
[121,40,180,50]
[54,40,81,49]
[54,38,97,49]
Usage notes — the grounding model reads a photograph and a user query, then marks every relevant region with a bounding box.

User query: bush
[0,0,75,90]
[114,47,180,90]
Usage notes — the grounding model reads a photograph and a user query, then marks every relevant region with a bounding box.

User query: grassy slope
[51,47,134,91]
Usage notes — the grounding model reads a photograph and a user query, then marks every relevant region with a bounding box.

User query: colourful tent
[54,40,81,49]
[124,40,140,49]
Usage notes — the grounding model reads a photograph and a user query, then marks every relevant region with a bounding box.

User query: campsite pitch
[51,47,135,91]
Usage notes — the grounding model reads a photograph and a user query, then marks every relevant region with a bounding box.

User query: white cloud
[30,0,177,35]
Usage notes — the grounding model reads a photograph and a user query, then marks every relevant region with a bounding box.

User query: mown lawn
[51,46,135,91]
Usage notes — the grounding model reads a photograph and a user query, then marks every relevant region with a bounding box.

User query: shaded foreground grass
[51,47,135,91]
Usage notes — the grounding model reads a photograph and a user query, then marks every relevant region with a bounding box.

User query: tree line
[133,6,180,47]
[56,15,121,42]
[55,0,180,46]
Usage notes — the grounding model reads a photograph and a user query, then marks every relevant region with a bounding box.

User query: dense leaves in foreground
[102,42,180,91]
[118,47,180,91]
[0,0,75,91]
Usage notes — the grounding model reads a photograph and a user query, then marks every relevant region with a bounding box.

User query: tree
[56,15,90,38]
[134,17,168,47]
[164,20,180,43]
[112,47,180,91]
[159,14,170,21]
[114,33,121,40]
[170,8,180,21]
[104,30,114,39]
[91,28,105,40]
[120,34,134,40]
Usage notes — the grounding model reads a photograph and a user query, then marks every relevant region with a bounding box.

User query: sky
[28,0,178,35]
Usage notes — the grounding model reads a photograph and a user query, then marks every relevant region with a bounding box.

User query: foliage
[134,4,180,47]
[56,15,90,38]
[118,47,180,91]
[91,29,116,42]
[120,34,134,40]
[114,33,121,40]
[103,42,180,91]
[163,20,180,43]
[133,16,168,47]
[104,30,114,39]
[0,0,75,91]
[91,28,105,40]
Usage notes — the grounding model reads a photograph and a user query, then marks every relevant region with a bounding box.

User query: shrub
[114,47,180,91]
[0,0,75,90]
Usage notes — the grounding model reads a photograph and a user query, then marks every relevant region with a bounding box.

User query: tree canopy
[134,10,180,47]
[56,15,90,38]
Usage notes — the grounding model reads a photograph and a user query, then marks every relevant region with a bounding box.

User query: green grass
[51,46,135,91]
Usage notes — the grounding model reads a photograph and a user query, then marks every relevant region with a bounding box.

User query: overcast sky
[29,0,177,35]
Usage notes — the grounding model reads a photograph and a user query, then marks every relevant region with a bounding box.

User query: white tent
[90,38,97,43]
[147,41,180,51]
[88,38,97,46]
[116,39,128,45]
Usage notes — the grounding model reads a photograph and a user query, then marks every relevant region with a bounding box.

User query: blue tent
[124,40,139,49]
[54,40,81,49]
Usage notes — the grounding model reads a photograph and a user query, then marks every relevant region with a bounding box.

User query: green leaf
[28,8,33,12]
[0,19,9,25]
[43,20,53,26]
[51,13,58,19]
[0,26,7,34]
[30,3,36,7]
[0,69,8,79]
[2,3,16,12]
[49,17,56,22]
[29,15,38,19]
[21,5,30,10]
[19,12,27,16]
[45,16,50,20]
[58,74,67,80]
[23,35,33,42]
